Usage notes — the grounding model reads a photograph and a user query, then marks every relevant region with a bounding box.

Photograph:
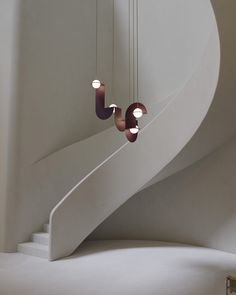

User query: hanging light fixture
[92,0,147,143]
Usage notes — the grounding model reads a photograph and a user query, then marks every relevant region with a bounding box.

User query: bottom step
[17,242,49,259]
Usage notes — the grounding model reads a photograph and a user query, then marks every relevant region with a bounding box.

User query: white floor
[0,240,236,295]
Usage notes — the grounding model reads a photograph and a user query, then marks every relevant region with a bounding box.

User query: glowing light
[129,126,139,134]
[109,104,117,113]
[133,108,143,118]
[92,79,101,89]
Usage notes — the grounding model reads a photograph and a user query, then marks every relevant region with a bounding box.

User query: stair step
[17,242,49,259]
[32,232,49,245]
[43,223,49,233]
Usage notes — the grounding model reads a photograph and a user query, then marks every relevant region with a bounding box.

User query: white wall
[0,0,117,251]
[90,137,236,254]
[13,0,117,247]
[17,0,116,165]
[0,0,20,252]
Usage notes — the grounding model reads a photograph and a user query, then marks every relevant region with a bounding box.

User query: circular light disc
[129,126,139,134]
[92,80,101,89]
[133,108,143,118]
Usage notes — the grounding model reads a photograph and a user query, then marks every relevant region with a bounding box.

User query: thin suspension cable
[133,0,135,103]
[136,0,139,103]
[129,0,133,104]
[95,0,98,77]
[129,0,131,104]
[111,0,115,103]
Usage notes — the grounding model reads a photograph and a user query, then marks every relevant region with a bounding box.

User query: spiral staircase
[17,0,220,260]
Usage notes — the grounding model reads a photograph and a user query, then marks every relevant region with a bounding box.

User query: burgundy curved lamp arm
[125,102,147,129]
[96,84,113,120]
[95,84,147,142]
[114,107,125,131]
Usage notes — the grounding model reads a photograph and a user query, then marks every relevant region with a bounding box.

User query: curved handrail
[49,23,220,260]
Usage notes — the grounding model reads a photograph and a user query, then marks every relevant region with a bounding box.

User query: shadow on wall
[89,137,236,254]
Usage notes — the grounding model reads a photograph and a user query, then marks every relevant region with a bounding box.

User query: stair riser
[32,234,49,245]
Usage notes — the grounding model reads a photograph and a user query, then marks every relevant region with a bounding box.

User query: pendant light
[92,0,147,142]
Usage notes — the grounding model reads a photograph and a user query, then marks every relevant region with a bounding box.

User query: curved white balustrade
[49,23,220,260]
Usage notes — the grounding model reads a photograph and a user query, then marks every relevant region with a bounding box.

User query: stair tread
[33,232,49,237]
[18,242,48,251]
